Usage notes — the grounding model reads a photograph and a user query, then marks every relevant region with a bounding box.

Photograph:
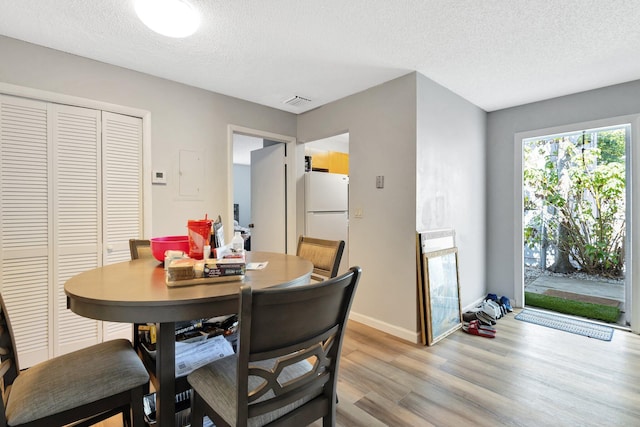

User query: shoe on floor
[462,311,477,322]
[485,293,498,302]
[500,296,513,312]
[476,309,497,325]
[467,319,497,333]
[463,322,496,338]
[483,300,502,319]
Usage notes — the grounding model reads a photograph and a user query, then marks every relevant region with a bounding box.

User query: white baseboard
[463,297,486,313]
[348,311,421,343]
[348,298,490,345]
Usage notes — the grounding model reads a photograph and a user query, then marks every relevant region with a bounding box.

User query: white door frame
[514,114,640,333]
[227,125,299,254]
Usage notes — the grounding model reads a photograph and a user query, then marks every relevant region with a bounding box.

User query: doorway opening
[521,124,629,327]
[232,134,263,251]
[228,126,297,254]
[303,133,350,274]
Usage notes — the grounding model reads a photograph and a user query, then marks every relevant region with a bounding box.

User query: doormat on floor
[515,309,614,341]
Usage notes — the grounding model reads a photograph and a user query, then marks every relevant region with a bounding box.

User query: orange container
[187,217,212,259]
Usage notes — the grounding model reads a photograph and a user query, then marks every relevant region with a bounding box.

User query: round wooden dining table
[65,251,313,427]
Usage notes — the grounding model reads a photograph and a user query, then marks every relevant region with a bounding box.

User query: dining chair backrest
[129,238,151,359]
[129,238,152,260]
[188,266,361,427]
[0,297,18,427]
[296,235,345,281]
[0,294,149,426]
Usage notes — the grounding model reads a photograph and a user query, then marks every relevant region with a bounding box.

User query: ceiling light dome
[134,0,200,38]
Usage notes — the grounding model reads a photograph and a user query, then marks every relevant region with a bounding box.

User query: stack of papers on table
[175,334,234,377]
[246,261,268,270]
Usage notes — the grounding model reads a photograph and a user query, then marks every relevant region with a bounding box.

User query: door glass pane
[522,125,627,325]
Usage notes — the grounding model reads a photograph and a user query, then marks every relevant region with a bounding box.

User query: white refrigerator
[304,172,349,275]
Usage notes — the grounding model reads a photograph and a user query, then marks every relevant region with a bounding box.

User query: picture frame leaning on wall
[423,247,462,345]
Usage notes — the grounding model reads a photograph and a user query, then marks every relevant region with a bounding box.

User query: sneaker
[485,293,498,302]
[481,301,498,319]
[483,300,502,319]
[462,311,477,322]
[500,296,513,312]
[476,310,496,325]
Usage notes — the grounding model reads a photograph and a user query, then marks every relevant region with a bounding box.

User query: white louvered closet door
[0,96,51,367]
[101,111,143,340]
[1,95,144,367]
[52,104,102,357]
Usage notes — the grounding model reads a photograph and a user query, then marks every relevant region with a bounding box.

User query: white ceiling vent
[283,95,312,107]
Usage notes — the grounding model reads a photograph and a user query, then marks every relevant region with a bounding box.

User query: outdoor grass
[524,292,620,323]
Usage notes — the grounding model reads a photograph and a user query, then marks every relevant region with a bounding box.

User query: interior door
[0,95,53,366]
[101,111,143,342]
[52,103,102,357]
[250,144,286,252]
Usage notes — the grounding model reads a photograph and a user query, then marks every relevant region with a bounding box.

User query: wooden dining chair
[129,237,156,365]
[187,266,361,427]
[129,239,152,260]
[0,294,149,427]
[296,235,345,282]
[129,238,153,362]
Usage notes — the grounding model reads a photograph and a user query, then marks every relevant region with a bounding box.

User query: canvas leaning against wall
[416,230,461,345]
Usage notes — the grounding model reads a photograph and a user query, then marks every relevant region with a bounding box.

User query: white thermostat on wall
[152,170,167,184]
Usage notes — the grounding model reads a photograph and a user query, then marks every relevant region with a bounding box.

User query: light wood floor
[101,311,640,426]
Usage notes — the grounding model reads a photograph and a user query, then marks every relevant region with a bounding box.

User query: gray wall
[416,73,487,310]
[298,72,487,340]
[487,80,640,306]
[298,74,419,339]
[0,35,297,238]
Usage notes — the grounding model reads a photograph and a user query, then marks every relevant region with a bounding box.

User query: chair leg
[190,392,205,427]
[131,387,146,427]
[122,407,131,427]
[323,414,335,427]
[324,394,337,427]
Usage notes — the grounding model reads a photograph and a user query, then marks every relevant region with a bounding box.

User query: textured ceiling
[1,0,640,113]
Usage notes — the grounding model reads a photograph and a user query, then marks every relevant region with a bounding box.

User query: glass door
[522,124,629,326]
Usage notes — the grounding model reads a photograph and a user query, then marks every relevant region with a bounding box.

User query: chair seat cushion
[6,339,149,425]
[188,355,318,427]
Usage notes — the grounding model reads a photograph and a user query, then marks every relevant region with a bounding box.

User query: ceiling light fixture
[134,0,200,38]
